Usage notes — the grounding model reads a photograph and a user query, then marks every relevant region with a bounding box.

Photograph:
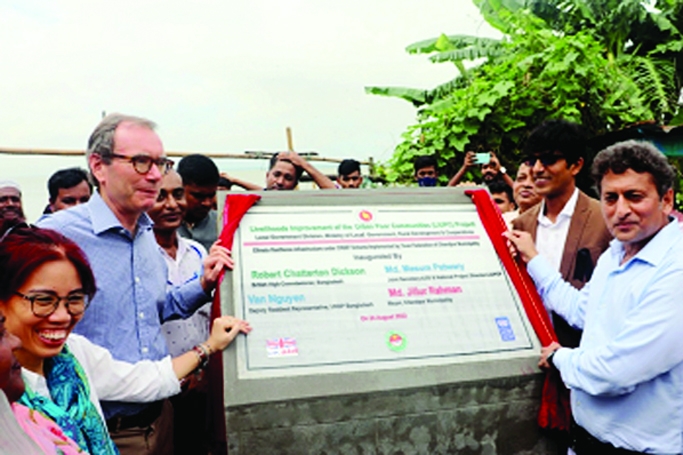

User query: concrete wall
[225,374,555,455]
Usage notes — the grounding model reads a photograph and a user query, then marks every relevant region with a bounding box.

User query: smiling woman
[0,223,251,455]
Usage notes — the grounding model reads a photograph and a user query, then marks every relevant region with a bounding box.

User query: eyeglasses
[523,153,566,167]
[14,291,89,318]
[109,153,174,175]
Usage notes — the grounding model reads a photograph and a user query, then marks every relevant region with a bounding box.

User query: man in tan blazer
[512,119,611,448]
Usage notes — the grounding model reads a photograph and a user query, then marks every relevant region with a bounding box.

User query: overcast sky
[0,0,499,164]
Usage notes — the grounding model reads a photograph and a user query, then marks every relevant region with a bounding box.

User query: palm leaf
[626,56,677,119]
[429,44,507,63]
[364,86,427,107]
[406,35,501,55]
[646,7,681,36]
[473,0,530,33]
[424,77,469,103]
[651,40,683,55]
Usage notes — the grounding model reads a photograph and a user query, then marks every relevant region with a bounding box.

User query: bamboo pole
[0,147,371,165]
[286,127,294,151]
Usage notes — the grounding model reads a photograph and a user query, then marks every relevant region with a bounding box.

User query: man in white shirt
[513,119,611,336]
[511,119,611,446]
[148,169,213,455]
[506,140,683,454]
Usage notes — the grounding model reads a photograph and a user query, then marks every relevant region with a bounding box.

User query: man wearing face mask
[413,155,440,187]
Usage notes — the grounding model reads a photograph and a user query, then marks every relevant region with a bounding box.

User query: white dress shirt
[536,188,579,272]
[161,235,212,357]
[22,334,180,422]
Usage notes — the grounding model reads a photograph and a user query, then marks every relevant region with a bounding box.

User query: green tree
[522,0,683,122]
[367,0,683,185]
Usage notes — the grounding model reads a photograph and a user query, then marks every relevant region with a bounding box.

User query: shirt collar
[609,216,681,267]
[88,191,153,236]
[157,233,193,259]
[173,233,194,260]
[537,187,579,224]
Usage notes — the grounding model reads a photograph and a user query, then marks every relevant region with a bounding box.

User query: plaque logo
[359,210,373,222]
[386,331,407,352]
[495,317,516,342]
[266,337,299,357]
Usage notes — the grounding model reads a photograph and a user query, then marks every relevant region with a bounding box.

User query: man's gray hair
[592,140,676,198]
[86,113,157,163]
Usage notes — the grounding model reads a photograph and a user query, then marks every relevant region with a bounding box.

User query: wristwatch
[499,166,507,174]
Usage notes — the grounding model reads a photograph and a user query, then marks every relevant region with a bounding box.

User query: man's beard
[0,206,25,222]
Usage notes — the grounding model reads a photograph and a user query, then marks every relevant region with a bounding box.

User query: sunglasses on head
[522,153,566,167]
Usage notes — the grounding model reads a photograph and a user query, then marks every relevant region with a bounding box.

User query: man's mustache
[0,206,25,218]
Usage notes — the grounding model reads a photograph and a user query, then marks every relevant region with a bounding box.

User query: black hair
[524,119,588,165]
[592,140,675,198]
[217,176,232,189]
[269,153,304,180]
[47,168,92,202]
[338,159,361,177]
[413,155,438,174]
[486,180,515,206]
[177,154,220,187]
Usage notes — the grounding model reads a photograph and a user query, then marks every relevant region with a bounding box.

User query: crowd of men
[2,113,683,454]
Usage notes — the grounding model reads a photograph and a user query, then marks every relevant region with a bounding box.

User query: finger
[211,251,233,263]
[204,260,220,273]
[209,245,231,256]
[205,269,221,283]
[211,259,229,273]
[217,253,235,267]
[238,321,252,333]
[225,323,242,342]
[209,247,232,259]
[206,257,232,271]
[206,255,231,271]
[502,232,518,245]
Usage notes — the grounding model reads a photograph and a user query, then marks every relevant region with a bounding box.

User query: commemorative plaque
[220,188,542,406]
